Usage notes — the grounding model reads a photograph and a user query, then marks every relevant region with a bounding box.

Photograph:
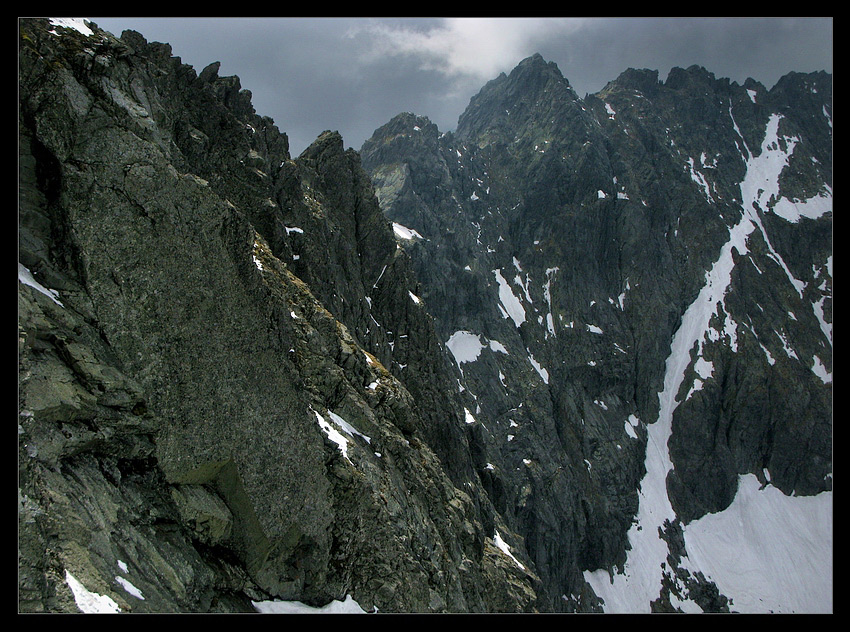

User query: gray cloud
[89,17,832,156]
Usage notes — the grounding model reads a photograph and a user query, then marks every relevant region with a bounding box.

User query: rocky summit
[19,19,831,614]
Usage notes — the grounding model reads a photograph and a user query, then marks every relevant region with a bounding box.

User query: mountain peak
[517,52,548,68]
[603,68,661,97]
[511,53,566,82]
[455,53,578,142]
[664,64,721,90]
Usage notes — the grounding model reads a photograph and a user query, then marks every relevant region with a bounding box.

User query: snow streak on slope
[494,269,526,327]
[584,113,832,613]
[736,114,808,298]
[19,263,64,307]
[64,570,121,613]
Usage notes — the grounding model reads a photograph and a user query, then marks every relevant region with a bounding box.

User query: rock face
[19,18,538,613]
[361,54,832,612]
[19,19,831,614]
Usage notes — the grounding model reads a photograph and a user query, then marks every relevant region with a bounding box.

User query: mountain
[19,19,831,614]
[18,18,538,613]
[360,54,833,612]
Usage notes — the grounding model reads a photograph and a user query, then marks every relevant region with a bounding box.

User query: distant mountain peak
[456,54,579,142]
[602,68,661,97]
[511,52,568,83]
[515,52,551,69]
[664,64,722,90]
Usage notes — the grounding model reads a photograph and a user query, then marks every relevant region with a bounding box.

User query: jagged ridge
[18,18,541,613]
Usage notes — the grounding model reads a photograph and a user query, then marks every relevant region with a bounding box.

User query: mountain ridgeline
[19,19,832,614]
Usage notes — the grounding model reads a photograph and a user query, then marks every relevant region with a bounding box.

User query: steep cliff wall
[18,18,539,613]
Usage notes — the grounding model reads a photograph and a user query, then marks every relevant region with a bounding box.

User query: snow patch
[65,570,121,613]
[813,294,832,346]
[737,113,807,297]
[313,409,352,463]
[115,576,145,600]
[771,188,832,223]
[528,353,549,384]
[585,112,831,613]
[19,263,64,307]
[253,594,371,614]
[690,349,720,398]
[617,279,630,310]
[686,157,715,203]
[694,357,713,380]
[446,331,485,364]
[392,222,424,240]
[489,339,509,355]
[682,475,832,613]
[328,410,372,445]
[811,355,832,384]
[494,269,526,327]
[49,18,94,37]
[624,414,640,440]
[775,330,798,360]
[543,267,559,337]
[493,531,525,570]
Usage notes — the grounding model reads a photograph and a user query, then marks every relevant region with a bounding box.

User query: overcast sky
[88,17,833,157]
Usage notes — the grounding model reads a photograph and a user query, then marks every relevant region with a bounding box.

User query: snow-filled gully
[584,114,832,613]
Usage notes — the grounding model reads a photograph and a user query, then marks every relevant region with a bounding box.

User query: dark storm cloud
[537,17,834,97]
[88,17,832,157]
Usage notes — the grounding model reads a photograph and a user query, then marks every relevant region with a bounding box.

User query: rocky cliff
[18,18,539,613]
[19,19,832,614]
[360,54,832,612]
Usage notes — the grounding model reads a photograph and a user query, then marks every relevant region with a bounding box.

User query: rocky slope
[19,19,832,614]
[360,54,832,612]
[18,18,539,613]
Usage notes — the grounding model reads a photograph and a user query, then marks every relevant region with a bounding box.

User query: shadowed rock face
[18,18,539,614]
[361,57,832,611]
[19,18,831,614]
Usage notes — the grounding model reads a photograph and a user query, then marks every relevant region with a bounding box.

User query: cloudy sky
[89,17,833,157]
